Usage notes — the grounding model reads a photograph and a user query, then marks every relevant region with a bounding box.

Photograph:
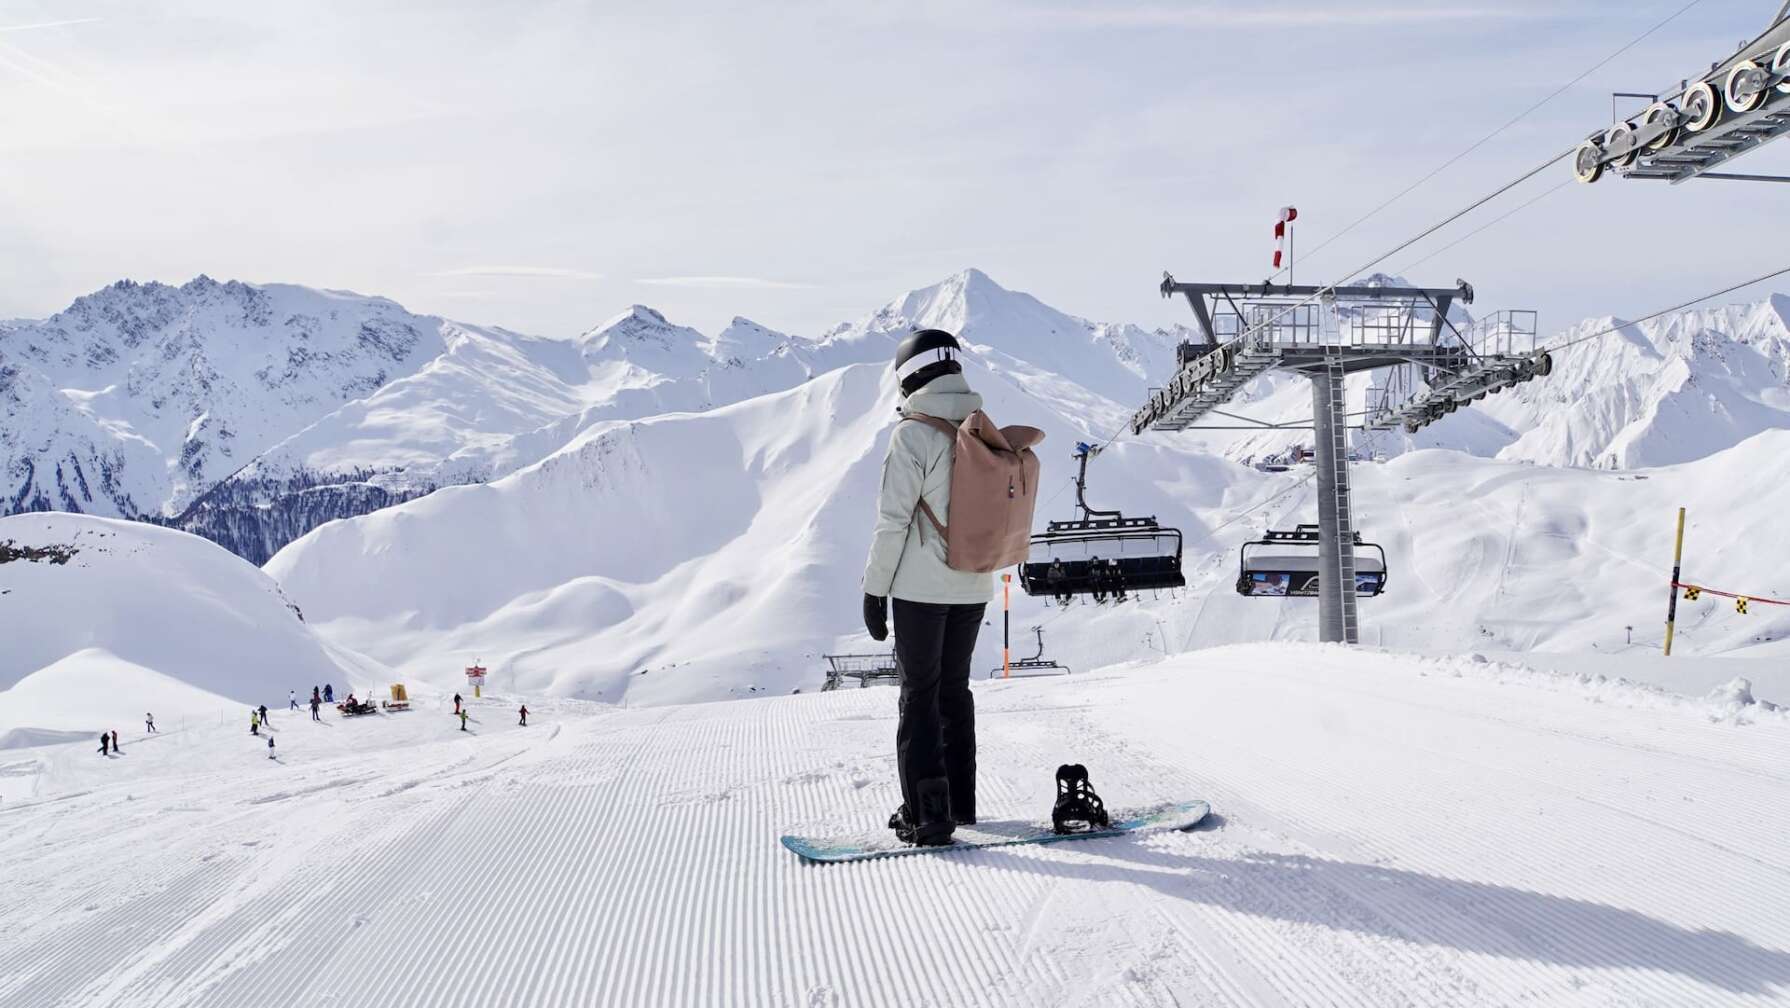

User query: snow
[0,650,239,750]
[0,513,368,742]
[4,644,1790,1005]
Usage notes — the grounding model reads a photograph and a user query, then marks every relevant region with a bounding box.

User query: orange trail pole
[1002,574,1011,679]
[1664,506,1686,656]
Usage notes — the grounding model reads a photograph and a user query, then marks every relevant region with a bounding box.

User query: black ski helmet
[893,328,962,397]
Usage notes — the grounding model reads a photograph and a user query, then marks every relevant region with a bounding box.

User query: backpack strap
[899,414,956,539]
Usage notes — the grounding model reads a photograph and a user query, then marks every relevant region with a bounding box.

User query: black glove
[863,593,889,642]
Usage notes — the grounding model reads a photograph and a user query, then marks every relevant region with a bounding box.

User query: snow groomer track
[5,643,1790,1007]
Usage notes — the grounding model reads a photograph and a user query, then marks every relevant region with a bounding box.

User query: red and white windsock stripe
[1272,206,1297,269]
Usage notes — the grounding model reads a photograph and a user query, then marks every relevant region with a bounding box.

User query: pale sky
[2,1,1786,346]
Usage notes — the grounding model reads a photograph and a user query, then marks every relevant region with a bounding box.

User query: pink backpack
[903,411,1045,573]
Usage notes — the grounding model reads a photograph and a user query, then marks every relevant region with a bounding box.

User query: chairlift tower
[1132,275,1549,644]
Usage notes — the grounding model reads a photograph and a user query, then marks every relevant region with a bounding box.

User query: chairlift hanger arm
[1071,446,1122,522]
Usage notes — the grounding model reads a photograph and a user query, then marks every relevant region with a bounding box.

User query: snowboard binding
[1051,763,1110,834]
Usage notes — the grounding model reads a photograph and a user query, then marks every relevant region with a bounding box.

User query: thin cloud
[428,266,604,280]
[1019,5,1546,28]
[635,276,816,290]
[0,18,103,33]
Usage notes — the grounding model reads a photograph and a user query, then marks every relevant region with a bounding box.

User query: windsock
[1272,206,1297,269]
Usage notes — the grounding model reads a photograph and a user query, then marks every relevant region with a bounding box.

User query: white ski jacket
[862,374,996,606]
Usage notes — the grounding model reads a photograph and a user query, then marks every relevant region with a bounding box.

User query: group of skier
[98,682,535,764]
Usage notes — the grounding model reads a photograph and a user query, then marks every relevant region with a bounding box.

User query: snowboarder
[110,730,120,754]
[145,713,156,733]
[267,736,276,760]
[310,696,322,722]
[98,732,110,756]
[862,329,1005,846]
[251,710,260,736]
[518,704,528,726]
[457,710,469,732]
[453,693,462,715]
[323,684,334,703]
[289,690,298,710]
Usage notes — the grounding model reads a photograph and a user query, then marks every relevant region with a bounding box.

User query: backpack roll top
[904,410,1044,574]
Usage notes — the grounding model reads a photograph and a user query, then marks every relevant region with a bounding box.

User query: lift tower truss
[1132,275,1548,644]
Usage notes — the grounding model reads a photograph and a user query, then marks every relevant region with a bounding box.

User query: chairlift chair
[1018,443,1186,605]
[1236,524,1388,598]
[990,626,1072,679]
[821,653,899,691]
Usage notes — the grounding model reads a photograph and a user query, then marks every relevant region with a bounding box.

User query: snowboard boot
[1051,763,1110,835]
[913,777,954,845]
[891,778,955,846]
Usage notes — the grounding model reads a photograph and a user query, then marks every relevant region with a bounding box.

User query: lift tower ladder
[1133,276,1547,644]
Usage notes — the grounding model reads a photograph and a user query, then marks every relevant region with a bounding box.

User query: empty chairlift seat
[989,626,1072,679]
[1236,525,1387,598]
[1018,443,1186,605]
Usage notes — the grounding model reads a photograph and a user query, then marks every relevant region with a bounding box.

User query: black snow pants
[893,599,985,823]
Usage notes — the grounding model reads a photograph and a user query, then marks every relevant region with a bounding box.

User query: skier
[251,710,260,736]
[457,710,469,732]
[453,693,462,715]
[518,704,528,727]
[310,696,322,722]
[311,685,320,704]
[862,329,1005,846]
[145,713,156,733]
[267,736,276,760]
[258,703,270,726]
[111,730,120,754]
[289,689,298,711]
[98,732,110,756]
[323,684,334,703]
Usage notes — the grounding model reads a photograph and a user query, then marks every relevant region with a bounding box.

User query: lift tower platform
[1132,275,1549,644]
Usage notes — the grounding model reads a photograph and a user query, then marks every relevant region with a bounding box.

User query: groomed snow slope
[2,644,1787,1006]
[0,514,370,739]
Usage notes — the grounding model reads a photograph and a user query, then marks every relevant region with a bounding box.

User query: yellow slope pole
[1664,507,1686,656]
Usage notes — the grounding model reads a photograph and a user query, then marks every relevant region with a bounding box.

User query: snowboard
[781,799,1210,864]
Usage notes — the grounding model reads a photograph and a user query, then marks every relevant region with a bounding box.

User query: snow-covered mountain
[0,270,1201,563]
[0,513,376,746]
[1188,290,1790,470]
[1483,296,1790,469]
[0,278,455,519]
[255,270,1790,706]
[18,266,1790,708]
[264,353,1248,704]
[0,278,835,563]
